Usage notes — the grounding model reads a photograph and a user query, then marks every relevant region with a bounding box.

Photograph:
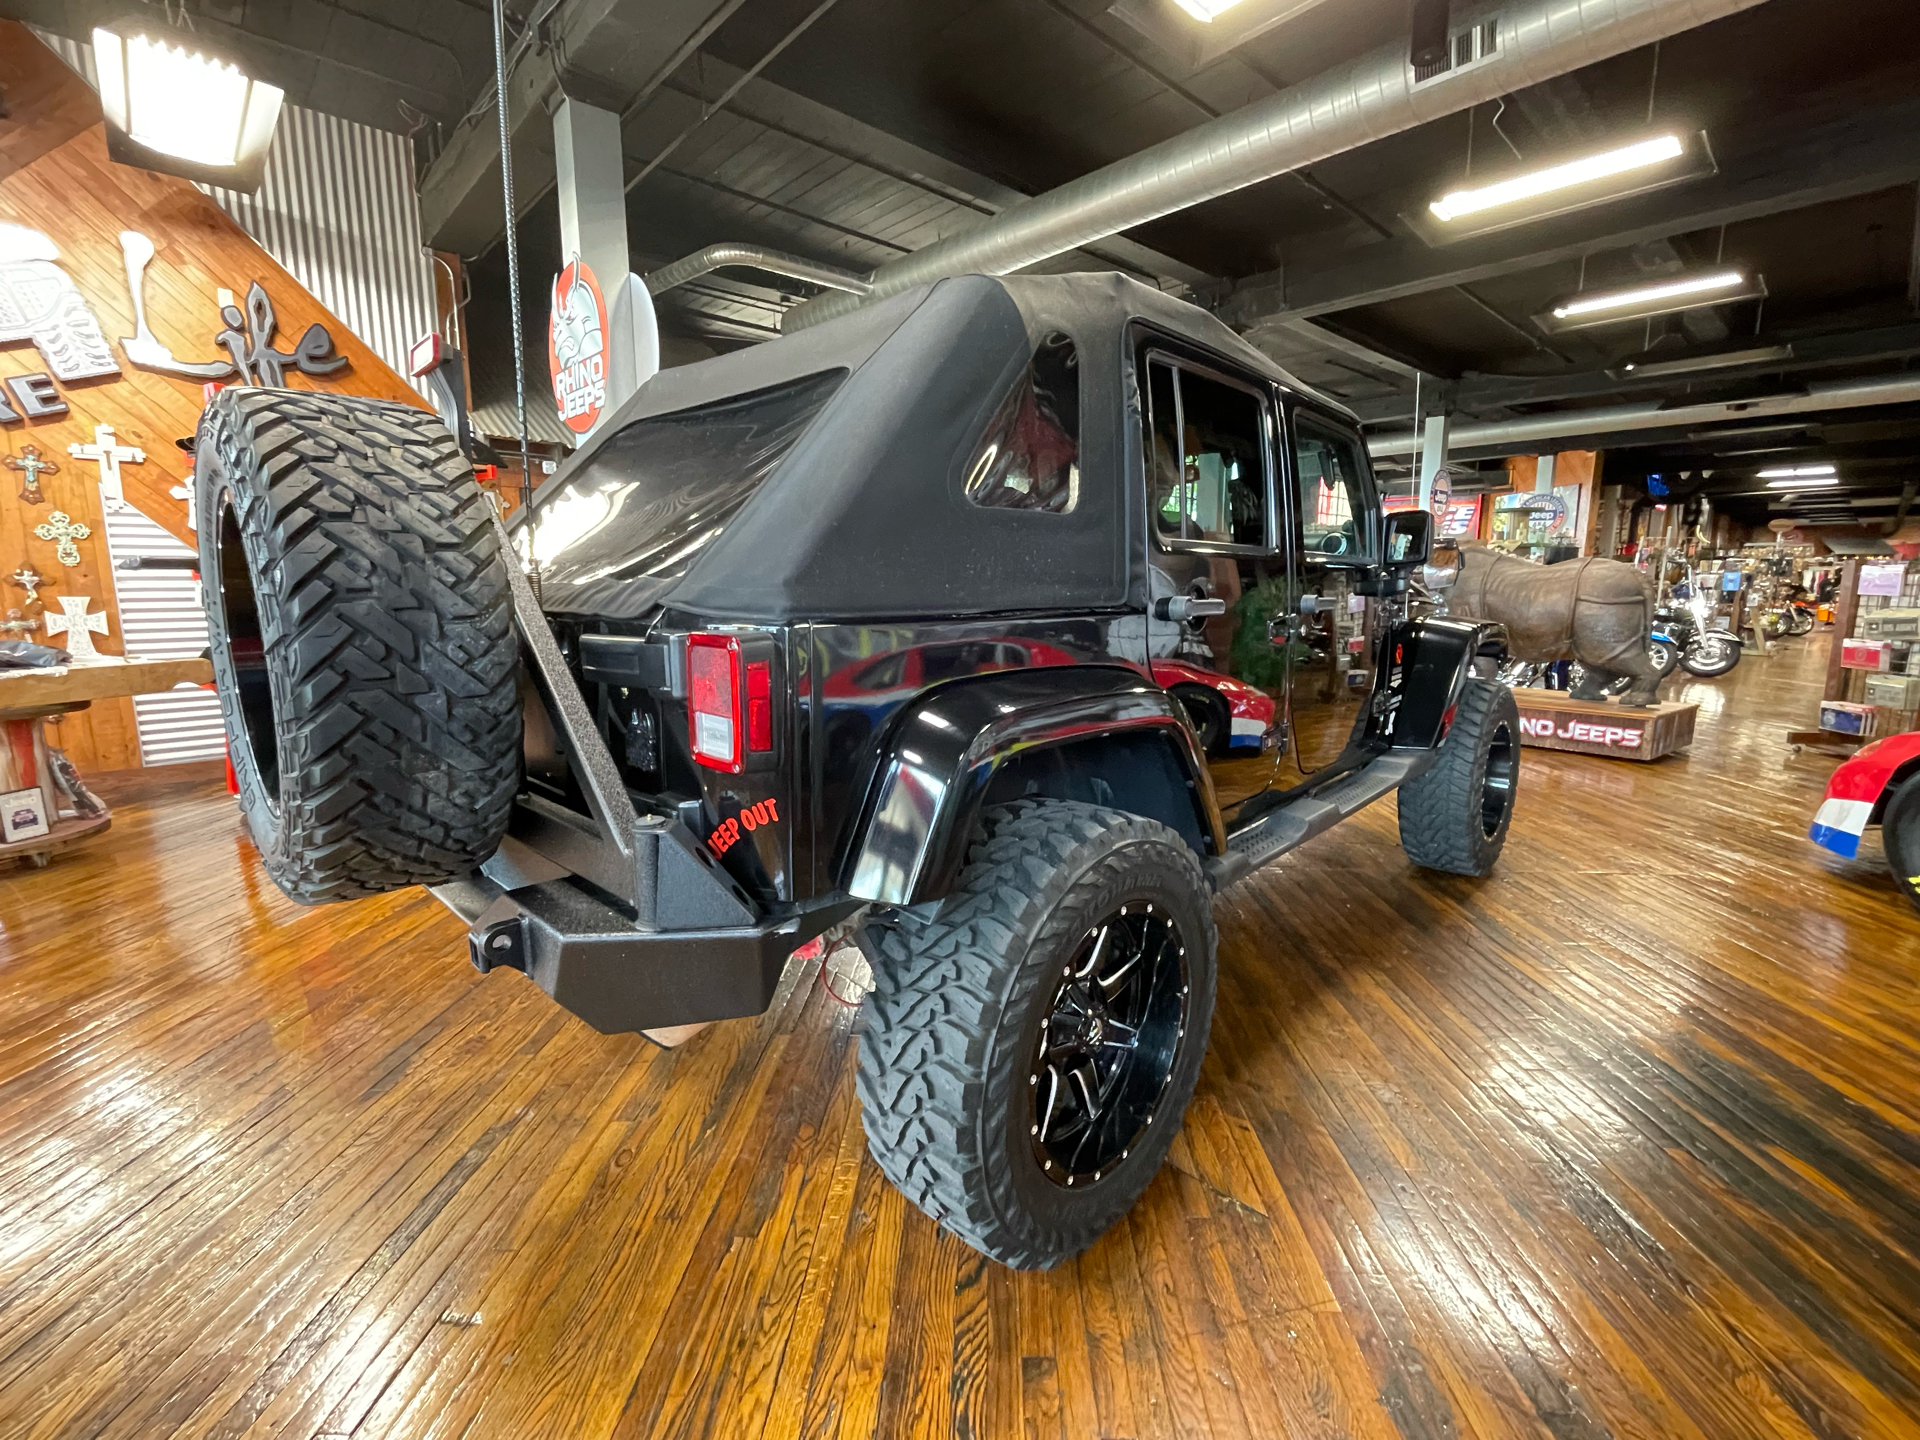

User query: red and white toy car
[1809,731,1920,912]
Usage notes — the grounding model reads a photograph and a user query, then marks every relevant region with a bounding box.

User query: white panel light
[1429,135,1684,223]
[93,21,283,193]
[1758,464,1836,479]
[1170,0,1250,17]
[1766,477,1840,489]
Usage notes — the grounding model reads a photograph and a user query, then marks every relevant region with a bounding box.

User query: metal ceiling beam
[1222,98,1920,329]
[1366,372,1920,458]
[418,0,748,254]
[1347,322,1920,422]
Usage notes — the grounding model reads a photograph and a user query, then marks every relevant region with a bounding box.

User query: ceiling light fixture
[1431,134,1683,223]
[1766,476,1840,489]
[1537,268,1763,333]
[1170,0,1249,18]
[1612,343,1794,380]
[1758,463,1836,478]
[93,19,283,192]
[1411,129,1717,245]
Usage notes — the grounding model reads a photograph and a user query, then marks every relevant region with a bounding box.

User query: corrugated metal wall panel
[30,28,437,402]
[97,504,226,768]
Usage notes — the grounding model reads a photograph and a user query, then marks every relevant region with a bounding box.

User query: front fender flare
[1373,617,1507,750]
[843,666,1226,907]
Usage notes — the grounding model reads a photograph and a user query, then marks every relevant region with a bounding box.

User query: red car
[1809,731,1920,912]
[1148,659,1276,757]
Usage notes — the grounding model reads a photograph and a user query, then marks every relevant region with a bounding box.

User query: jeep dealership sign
[549,258,608,435]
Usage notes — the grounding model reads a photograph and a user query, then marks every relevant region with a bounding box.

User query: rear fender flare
[843,666,1226,906]
[1374,618,1508,750]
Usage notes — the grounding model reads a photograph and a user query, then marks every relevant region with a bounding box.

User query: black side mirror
[1382,508,1434,568]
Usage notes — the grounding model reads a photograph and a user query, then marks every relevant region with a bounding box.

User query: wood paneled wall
[0,23,428,771]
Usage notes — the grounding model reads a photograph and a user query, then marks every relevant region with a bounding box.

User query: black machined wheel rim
[1481,720,1517,839]
[214,492,281,809]
[1028,903,1188,1188]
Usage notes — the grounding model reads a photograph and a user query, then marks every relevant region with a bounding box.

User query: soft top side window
[1143,351,1273,550]
[1292,412,1377,563]
[962,332,1081,514]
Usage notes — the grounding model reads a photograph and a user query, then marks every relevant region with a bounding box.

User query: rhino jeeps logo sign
[0,223,120,382]
[549,258,607,435]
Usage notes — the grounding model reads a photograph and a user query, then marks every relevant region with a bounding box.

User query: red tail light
[745,659,772,753]
[688,634,741,772]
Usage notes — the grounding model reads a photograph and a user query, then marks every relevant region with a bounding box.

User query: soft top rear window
[529,369,848,592]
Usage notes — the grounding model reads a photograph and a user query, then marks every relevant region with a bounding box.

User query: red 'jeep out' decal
[709,798,780,856]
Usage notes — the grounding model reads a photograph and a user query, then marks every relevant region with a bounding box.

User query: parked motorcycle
[1782,599,1816,636]
[1655,592,1742,677]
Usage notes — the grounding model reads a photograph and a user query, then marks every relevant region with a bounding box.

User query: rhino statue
[1438,544,1664,706]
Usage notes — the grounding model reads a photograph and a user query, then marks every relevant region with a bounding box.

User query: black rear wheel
[857,799,1217,1268]
[197,388,520,903]
[1882,779,1920,916]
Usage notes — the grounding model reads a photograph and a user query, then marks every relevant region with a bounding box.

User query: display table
[0,657,215,867]
[1510,691,1698,762]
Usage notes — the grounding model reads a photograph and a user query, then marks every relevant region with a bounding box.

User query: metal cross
[67,422,144,503]
[4,444,57,505]
[33,510,91,567]
[5,562,50,607]
[43,594,109,661]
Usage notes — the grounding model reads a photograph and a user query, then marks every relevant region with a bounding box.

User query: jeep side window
[963,333,1081,514]
[1293,415,1375,561]
[1145,356,1271,549]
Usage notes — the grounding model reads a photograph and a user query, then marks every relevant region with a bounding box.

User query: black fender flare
[843,665,1227,907]
[1371,617,1508,750]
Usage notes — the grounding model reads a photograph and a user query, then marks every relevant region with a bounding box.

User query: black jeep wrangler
[197,271,1516,1269]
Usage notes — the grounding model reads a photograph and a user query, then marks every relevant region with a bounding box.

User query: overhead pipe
[1365,373,1920,458]
[785,0,1768,331]
[645,244,871,298]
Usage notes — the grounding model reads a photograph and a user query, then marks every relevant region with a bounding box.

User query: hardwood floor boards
[0,633,1915,1440]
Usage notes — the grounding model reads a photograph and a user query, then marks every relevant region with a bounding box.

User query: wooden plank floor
[1,633,1916,1440]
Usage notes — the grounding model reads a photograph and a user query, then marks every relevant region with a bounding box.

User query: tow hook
[471,915,529,974]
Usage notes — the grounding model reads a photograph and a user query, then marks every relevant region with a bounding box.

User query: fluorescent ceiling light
[1537,269,1763,333]
[1170,0,1248,18]
[93,20,283,192]
[1430,135,1683,224]
[1766,477,1839,489]
[1554,270,1744,320]
[1758,463,1836,478]
[1612,343,1794,380]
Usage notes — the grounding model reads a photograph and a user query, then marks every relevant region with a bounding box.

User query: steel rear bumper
[430,829,854,1037]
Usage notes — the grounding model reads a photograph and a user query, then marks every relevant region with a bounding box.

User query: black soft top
[528,271,1349,622]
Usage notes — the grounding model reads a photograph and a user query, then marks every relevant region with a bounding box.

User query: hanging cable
[492,0,535,534]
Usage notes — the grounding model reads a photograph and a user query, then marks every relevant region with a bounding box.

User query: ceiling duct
[1366,373,1920,457]
[786,0,1768,331]
[645,244,872,299]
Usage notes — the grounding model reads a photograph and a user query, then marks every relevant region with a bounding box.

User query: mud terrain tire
[1397,677,1519,877]
[197,388,519,903]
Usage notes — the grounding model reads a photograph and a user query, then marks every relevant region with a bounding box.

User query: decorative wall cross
[43,594,108,661]
[217,282,349,387]
[33,510,90,567]
[67,423,143,503]
[5,444,56,504]
[5,562,49,607]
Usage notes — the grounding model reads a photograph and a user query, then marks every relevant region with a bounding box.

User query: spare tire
[196,388,520,903]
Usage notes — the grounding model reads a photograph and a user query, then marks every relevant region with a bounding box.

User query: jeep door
[1280,408,1381,781]
[1136,339,1287,813]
